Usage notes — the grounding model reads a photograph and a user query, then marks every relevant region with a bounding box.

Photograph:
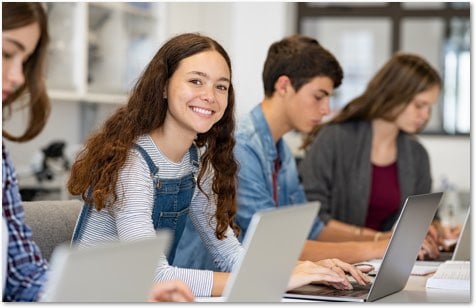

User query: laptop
[198,202,320,302]
[431,207,471,262]
[452,207,470,261]
[40,231,171,302]
[368,207,471,275]
[284,192,443,302]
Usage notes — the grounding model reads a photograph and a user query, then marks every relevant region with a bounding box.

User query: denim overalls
[72,144,199,264]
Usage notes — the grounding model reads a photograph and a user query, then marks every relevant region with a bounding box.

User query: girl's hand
[417,233,440,260]
[148,280,195,302]
[316,258,371,287]
[287,259,369,291]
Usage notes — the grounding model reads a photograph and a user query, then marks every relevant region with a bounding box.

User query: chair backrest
[23,200,82,261]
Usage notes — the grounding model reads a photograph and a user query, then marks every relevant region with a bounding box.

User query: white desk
[376,274,470,303]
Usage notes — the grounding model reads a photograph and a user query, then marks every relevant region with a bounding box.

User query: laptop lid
[433,206,471,262]
[41,231,171,302]
[452,208,470,261]
[223,202,320,302]
[285,192,443,302]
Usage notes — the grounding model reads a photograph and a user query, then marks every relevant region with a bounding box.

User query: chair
[22,199,82,261]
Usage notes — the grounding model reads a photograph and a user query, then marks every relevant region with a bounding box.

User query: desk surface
[376,274,470,303]
[196,274,471,303]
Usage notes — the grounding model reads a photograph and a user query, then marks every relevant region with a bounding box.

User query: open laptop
[198,202,320,302]
[40,231,171,302]
[284,192,443,302]
[430,207,471,262]
[363,207,470,275]
[452,207,470,261]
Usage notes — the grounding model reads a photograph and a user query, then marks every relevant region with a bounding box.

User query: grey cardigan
[298,120,432,231]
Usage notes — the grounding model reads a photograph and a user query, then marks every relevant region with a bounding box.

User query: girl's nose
[6,60,25,90]
[421,106,431,121]
[200,86,215,103]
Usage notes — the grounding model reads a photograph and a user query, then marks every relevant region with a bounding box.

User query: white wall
[419,136,470,192]
[229,2,296,118]
[3,100,82,177]
[3,2,470,195]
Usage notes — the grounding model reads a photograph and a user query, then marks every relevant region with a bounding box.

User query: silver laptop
[433,207,471,262]
[40,231,171,302]
[285,192,443,302]
[452,208,470,261]
[222,202,320,302]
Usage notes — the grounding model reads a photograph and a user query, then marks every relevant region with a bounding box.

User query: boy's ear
[275,75,291,96]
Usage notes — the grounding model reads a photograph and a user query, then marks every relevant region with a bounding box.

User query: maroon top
[365,162,400,230]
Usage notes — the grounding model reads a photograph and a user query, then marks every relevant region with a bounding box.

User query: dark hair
[262,34,343,97]
[2,2,50,142]
[302,52,442,149]
[68,33,239,239]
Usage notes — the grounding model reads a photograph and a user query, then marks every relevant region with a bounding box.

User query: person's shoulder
[235,112,257,139]
[409,135,428,149]
[127,135,159,166]
[401,134,430,156]
[336,120,369,131]
[318,120,368,139]
[135,134,152,147]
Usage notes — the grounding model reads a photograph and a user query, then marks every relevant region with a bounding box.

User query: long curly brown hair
[302,52,442,149]
[67,33,239,240]
[2,2,50,142]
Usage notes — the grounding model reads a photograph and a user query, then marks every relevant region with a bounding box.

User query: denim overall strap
[189,144,199,181]
[71,189,93,243]
[134,144,160,187]
[135,143,199,263]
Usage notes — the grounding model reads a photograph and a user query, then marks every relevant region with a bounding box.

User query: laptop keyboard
[289,281,372,298]
[317,281,371,297]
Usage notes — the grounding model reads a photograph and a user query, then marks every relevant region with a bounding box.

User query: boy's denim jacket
[234,104,324,241]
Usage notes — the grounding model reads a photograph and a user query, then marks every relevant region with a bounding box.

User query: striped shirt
[75,134,242,296]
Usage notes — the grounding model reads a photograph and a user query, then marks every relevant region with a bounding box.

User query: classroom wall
[3,2,470,194]
[418,136,470,192]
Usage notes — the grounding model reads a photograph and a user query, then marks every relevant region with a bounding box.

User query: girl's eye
[315,96,324,101]
[414,101,426,109]
[2,51,13,59]
[190,79,202,85]
[217,84,228,91]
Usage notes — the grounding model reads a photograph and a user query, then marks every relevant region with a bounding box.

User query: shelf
[45,2,161,105]
[48,89,127,105]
